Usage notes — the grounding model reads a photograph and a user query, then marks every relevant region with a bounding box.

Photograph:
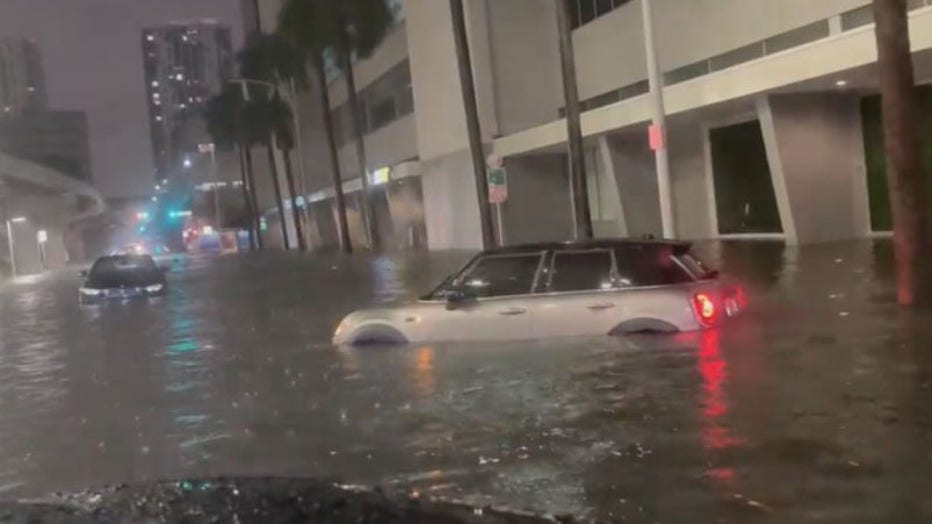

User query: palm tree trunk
[873,0,931,306]
[282,147,307,251]
[237,142,257,250]
[314,55,352,254]
[243,145,263,250]
[555,0,593,240]
[449,0,495,249]
[266,138,291,250]
[339,45,380,252]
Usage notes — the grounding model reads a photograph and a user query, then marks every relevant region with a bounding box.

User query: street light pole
[288,78,311,246]
[5,219,17,278]
[209,145,221,230]
[641,0,676,239]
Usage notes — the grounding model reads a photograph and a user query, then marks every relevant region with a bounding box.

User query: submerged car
[333,239,744,345]
[79,254,168,304]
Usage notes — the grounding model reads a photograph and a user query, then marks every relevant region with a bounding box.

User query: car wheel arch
[346,322,409,345]
[609,318,680,335]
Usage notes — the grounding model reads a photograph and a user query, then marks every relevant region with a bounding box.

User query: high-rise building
[0,37,47,117]
[141,21,233,180]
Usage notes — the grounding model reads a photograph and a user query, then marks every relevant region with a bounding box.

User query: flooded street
[0,241,930,523]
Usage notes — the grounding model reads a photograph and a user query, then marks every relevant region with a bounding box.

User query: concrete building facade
[250,0,932,252]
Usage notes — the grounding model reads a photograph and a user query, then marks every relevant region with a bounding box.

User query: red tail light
[692,293,718,327]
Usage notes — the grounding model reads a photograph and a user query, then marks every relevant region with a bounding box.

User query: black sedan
[79,254,167,304]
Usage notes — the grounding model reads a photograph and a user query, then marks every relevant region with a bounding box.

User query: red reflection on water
[697,329,744,487]
[700,330,727,419]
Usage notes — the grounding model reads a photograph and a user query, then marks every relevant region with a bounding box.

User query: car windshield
[3,0,930,521]
[90,255,158,278]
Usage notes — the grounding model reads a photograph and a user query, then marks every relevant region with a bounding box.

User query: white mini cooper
[333,239,744,345]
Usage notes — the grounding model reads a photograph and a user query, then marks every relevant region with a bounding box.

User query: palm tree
[278,0,394,252]
[241,92,294,251]
[873,0,931,305]
[204,86,260,249]
[238,33,312,251]
[267,90,308,252]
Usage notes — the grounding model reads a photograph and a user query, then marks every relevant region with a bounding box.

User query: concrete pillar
[603,132,663,238]
[8,220,42,276]
[758,93,870,244]
[668,122,714,240]
[495,153,574,245]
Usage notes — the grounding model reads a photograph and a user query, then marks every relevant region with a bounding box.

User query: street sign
[198,143,215,154]
[488,167,508,204]
[648,124,665,151]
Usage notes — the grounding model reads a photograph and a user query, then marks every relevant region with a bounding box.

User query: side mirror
[159,265,170,274]
[445,286,478,310]
[79,269,88,278]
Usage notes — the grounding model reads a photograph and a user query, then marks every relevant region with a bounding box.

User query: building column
[758,93,870,245]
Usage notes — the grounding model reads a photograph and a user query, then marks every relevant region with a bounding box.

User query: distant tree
[873,0,931,305]
[236,33,311,251]
[278,0,394,252]
[205,86,260,249]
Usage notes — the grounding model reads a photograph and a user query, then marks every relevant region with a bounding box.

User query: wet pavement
[0,241,930,523]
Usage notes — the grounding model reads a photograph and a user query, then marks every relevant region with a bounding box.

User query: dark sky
[0,0,243,198]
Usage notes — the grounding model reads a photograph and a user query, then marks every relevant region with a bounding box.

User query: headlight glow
[79,287,102,296]
[145,284,164,293]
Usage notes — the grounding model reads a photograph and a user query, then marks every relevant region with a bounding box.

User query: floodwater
[0,241,930,523]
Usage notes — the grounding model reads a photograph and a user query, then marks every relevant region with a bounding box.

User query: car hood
[0,477,561,523]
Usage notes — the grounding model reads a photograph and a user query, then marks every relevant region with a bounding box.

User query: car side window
[615,246,694,287]
[549,250,614,292]
[458,253,542,298]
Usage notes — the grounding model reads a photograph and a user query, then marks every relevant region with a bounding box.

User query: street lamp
[5,216,26,278]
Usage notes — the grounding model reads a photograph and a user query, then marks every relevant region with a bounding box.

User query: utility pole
[556,0,593,240]
[450,0,495,249]
[873,0,931,306]
[641,0,675,238]
[288,78,311,248]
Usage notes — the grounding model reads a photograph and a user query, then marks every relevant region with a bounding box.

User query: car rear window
[459,253,542,298]
[90,255,157,277]
[615,246,694,287]
[549,250,614,292]
[676,253,716,280]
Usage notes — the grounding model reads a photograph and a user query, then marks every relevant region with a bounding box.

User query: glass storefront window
[709,120,782,234]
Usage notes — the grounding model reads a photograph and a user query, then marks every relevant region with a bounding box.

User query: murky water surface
[0,241,930,522]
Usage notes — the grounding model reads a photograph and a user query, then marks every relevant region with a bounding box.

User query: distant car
[333,239,744,345]
[79,254,168,304]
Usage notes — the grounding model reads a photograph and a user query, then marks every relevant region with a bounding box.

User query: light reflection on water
[0,244,929,521]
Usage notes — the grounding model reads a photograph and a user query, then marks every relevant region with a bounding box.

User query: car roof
[94,254,155,263]
[480,237,691,256]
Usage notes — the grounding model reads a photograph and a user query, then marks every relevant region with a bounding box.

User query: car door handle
[587,303,615,311]
[499,307,528,316]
